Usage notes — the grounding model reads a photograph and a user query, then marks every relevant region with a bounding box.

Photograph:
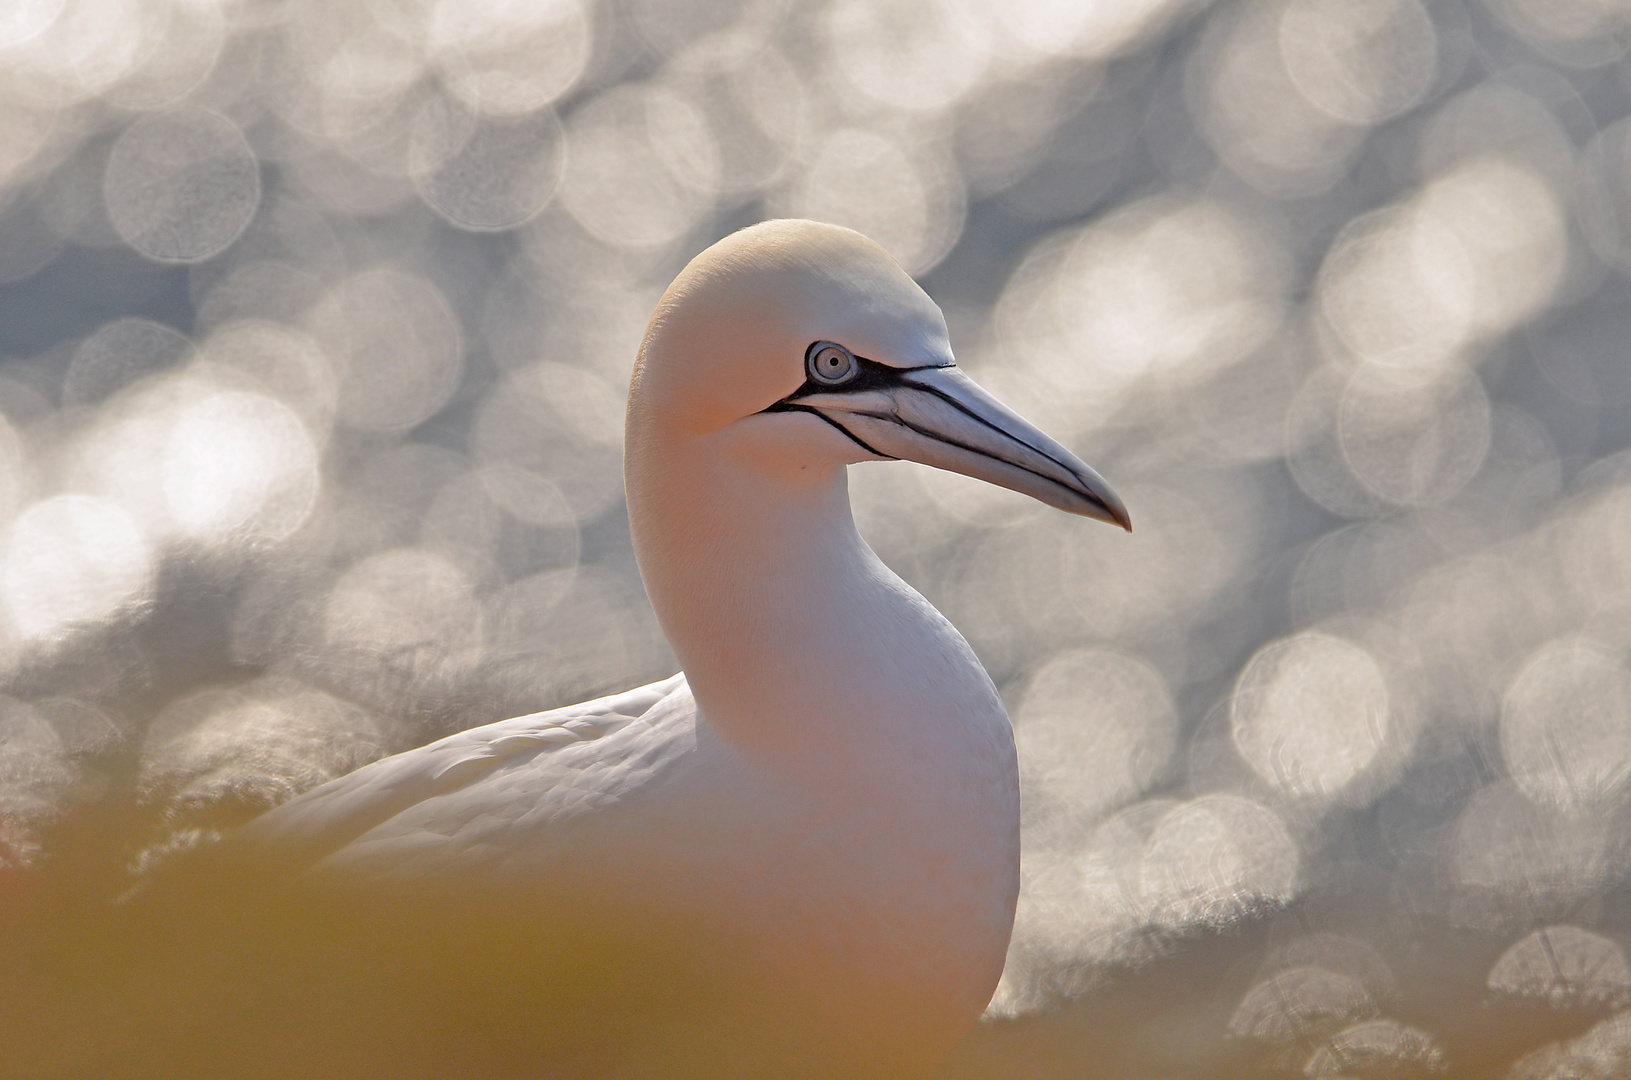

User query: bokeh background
[2,0,1631,1075]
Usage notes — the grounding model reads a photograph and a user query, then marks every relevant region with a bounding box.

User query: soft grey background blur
[3,0,1631,1076]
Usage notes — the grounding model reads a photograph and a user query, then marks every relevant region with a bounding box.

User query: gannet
[140,220,1129,1080]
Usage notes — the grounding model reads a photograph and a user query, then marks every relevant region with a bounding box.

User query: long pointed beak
[796,365,1131,530]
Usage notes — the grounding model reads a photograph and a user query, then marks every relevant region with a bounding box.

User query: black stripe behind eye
[773,356,947,404]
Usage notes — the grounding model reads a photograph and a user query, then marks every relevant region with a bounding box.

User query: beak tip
[1085,488,1131,532]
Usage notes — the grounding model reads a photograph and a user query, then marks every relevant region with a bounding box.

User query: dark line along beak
[769,362,1131,530]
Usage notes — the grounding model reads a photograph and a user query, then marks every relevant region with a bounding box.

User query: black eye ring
[806,341,859,386]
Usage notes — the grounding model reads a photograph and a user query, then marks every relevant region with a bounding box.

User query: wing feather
[236,673,688,871]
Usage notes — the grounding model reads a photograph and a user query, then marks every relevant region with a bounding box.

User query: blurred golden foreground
[4,0,1631,1076]
[11,847,967,1079]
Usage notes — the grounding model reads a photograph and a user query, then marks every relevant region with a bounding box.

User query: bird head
[629,219,1129,529]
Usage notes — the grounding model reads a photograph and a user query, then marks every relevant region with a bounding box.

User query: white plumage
[145,219,1128,1079]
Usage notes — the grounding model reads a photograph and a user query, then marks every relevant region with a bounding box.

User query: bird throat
[628,431,885,755]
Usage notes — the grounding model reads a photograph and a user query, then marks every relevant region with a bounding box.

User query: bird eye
[807,342,858,386]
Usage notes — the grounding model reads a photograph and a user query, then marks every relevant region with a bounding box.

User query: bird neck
[626,423,949,755]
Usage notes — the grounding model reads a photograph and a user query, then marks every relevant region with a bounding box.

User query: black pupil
[811,345,852,381]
